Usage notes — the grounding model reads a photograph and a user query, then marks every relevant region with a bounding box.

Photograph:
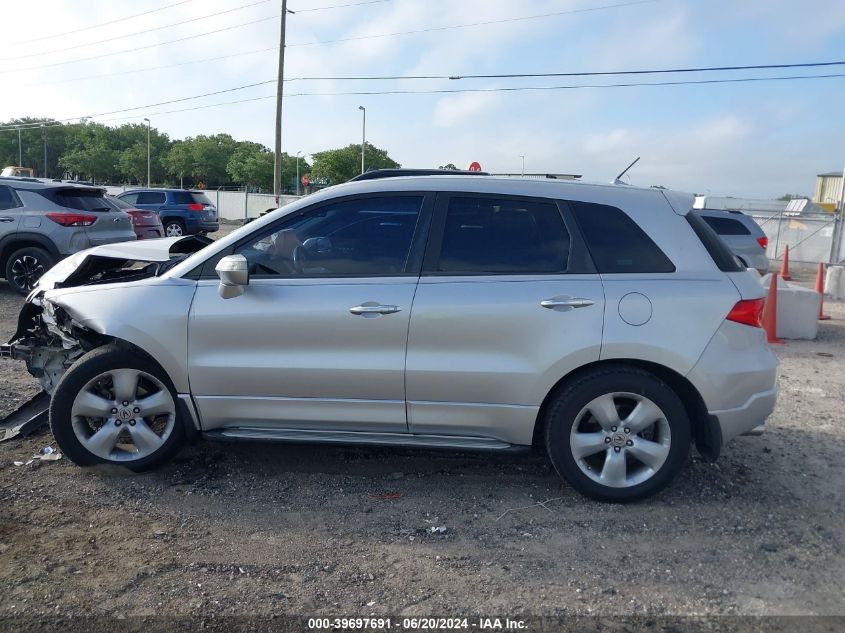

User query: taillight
[726,298,764,327]
[757,236,768,250]
[46,212,97,227]
[187,203,204,211]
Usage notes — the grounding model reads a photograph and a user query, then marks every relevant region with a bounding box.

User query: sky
[1,0,845,198]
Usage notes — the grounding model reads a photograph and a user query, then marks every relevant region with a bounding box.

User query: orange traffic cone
[816,262,831,321]
[763,275,784,344]
[779,245,792,281]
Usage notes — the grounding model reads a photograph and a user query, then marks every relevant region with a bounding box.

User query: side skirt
[203,427,522,451]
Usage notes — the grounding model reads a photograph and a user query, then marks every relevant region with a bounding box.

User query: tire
[50,345,185,472]
[163,219,185,237]
[544,365,690,502]
[5,246,54,295]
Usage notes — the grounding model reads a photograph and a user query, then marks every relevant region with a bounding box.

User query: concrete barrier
[825,265,845,300]
[760,274,821,339]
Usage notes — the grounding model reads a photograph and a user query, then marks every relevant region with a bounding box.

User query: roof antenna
[612,156,640,185]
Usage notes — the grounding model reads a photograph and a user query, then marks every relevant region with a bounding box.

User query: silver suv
[2,175,778,501]
[0,177,136,294]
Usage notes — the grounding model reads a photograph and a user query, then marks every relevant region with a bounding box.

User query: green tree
[118,143,150,184]
[438,163,458,170]
[59,122,118,182]
[189,134,237,186]
[227,142,273,190]
[778,193,806,201]
[310,143,399,185]
[0,118,68,179]
[163,141,194,187]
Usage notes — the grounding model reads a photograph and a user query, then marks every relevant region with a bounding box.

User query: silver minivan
[2,175,778,501]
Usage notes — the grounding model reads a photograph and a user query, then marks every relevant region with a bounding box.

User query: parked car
[116,189,218,237]
[0,177,135,295]
[693,209,769,274]
[105,195,164,240]
[2,173,778,501]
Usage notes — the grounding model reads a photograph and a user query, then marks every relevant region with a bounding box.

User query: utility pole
[358,106,366,174]
[144,118,151,187]
[520,155,525,177]
[296,150,301,195]
[40,123,47,179]
[273,0,289,203]
[17,127,22,166]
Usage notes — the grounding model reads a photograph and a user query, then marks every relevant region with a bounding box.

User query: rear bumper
[198,220,219,233]
[687,321,779,445]
[134,226,163,239]
[709,386,777,441]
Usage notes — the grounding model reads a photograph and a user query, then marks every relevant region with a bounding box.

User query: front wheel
[50,346,185,471]
[544,365,690,502]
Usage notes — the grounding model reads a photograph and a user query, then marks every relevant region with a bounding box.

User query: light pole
[520,155,525,178]
[17,127,22,166]
[40,123,47,179]
[143,118,151,187]
[358,105,366,174]
[296,150,302,196]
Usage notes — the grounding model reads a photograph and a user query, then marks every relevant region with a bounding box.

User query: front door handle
[349,304,402,316]
[0,216,15,222]
[541,298,595,309]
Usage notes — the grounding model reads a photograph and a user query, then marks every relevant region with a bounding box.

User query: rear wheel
[163,219,185,237]
[544,365,690,502]
[50,346,185,471]
[5,246,54,295]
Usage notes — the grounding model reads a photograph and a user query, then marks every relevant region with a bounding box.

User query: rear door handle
[0,217,15,222]
[541,298,595,309]
[349,304,402,316]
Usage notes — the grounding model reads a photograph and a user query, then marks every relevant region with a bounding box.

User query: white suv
[3,174,778,501]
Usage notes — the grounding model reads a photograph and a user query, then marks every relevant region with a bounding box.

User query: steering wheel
[292,244,309,274]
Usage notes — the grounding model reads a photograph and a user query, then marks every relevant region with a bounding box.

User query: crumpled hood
[34,235,210,292]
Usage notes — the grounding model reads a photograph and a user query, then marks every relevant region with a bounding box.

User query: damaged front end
[2,235,210,393]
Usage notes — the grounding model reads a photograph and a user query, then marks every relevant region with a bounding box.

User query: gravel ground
[0,269,843,624]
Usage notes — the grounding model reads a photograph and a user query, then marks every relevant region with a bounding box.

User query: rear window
[52,188,111,212]
[686,211,743,272]
[137,191,166,205]
[171,191,212,206]
[700,215,751,236]
[569,201,675,273]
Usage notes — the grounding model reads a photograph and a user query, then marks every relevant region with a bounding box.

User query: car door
[0,185,23,246]
[405,192,604,446]
[187,192,433,433]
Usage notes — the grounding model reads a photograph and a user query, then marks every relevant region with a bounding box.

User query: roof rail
[0,175,42,183]
[348,168,490,182]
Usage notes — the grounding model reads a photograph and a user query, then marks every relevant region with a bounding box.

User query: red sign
[301,176,310,186]
[468,161,482,172]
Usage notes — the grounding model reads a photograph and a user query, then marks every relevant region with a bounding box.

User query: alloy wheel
[10,255,45,291]
[569,392,671,488]
[70,369,176,462]
[165,223,184,237]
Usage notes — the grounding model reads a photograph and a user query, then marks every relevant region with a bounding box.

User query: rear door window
[569,201,675,273]
[433,195,570,274]
[137,192,166,205]
[700,215,751,235]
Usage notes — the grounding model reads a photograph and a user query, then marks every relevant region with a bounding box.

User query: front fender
[46,280,197,393]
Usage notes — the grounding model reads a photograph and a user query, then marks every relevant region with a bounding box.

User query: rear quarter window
[569,201,675,273]
[686,211,743,272]
[171,191,212,205]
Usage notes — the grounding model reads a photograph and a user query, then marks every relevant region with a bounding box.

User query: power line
[0,14,281,75]
[2,0,658,74]
[291,0,391,12]
[4,72,845,132]
[2,0,197,47]
[287,0,660,47]
[0,0,271,62]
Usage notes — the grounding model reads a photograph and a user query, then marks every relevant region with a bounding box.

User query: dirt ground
[0,268,843,626]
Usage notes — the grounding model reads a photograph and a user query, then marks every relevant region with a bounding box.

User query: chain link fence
[748,211,845,267]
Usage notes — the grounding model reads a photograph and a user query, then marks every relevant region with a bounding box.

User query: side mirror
[215,254,249,299]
